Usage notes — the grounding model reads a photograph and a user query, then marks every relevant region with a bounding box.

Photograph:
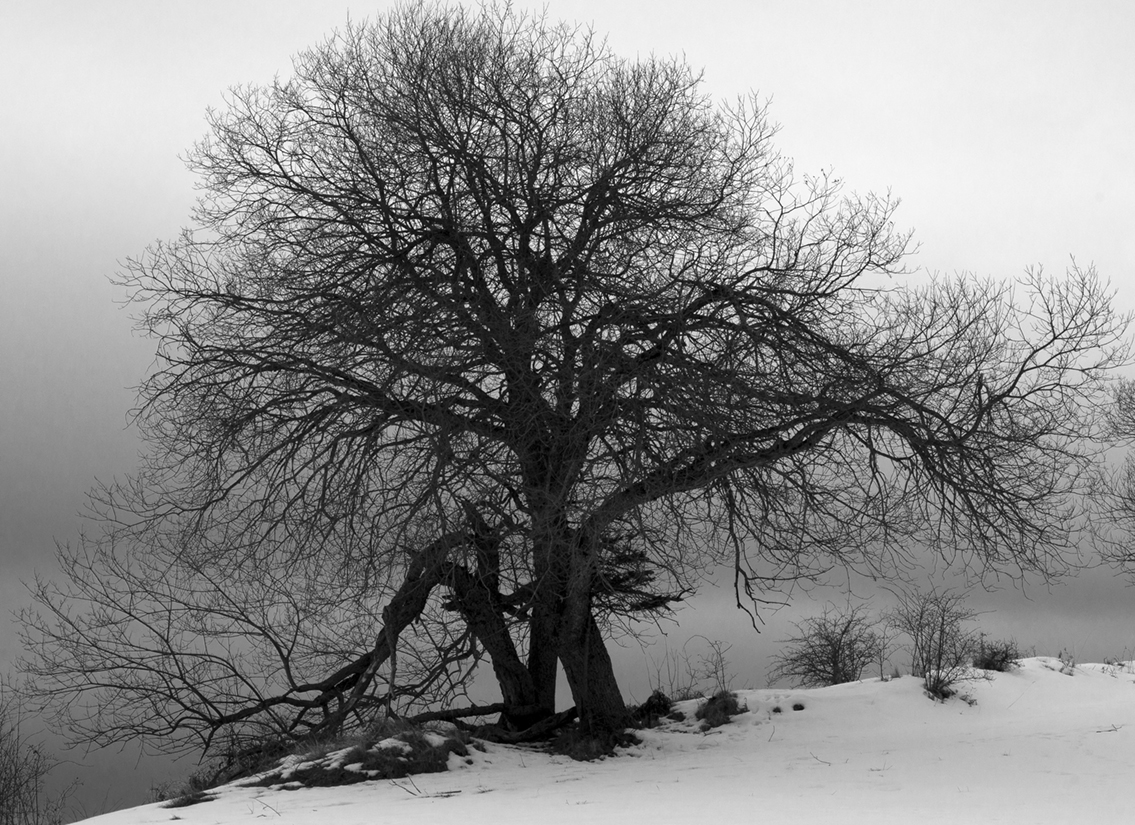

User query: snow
[76,658,1135,824]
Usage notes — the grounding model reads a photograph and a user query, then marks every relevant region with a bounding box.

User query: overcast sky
[3,0,1135,815]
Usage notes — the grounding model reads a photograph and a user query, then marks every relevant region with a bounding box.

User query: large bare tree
[22,3,1128,756]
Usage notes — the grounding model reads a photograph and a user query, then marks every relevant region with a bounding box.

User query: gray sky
[2,0,1135,816]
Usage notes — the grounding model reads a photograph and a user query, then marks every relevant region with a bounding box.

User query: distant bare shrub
[972,635,1020,672]
[888,590,978,700]
[648,637,734,701]
[0,682,67,825]
[149,764,220,808]
[768,605,885,687]
[1101,655,1134,677]
[1057,647,1076,675]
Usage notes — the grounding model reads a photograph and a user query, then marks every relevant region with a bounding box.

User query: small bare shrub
[888,589,978,700]
[1057,647,1076,675]
[0,682,69,825]
[768,604,885,687]
[151,766,220,808]
[972,635,1020,672]
[648,637,734,701]
[1101,655,1134,677]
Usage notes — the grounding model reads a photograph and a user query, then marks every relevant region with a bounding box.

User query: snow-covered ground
[78,657,1135,824]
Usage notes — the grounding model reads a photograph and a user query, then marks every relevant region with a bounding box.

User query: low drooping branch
[267,530,468,741]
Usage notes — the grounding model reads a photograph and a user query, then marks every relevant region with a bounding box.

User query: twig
[1006,680,1034,708]
[390,776,423,796]
[256,799,281,816]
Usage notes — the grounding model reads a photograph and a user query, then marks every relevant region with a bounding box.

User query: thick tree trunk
[526,531,564,717]
[557,610,627,733]
[555,534,627,733]
[445,563,544,728]
[452,505,550,728]
[526,601,561,714]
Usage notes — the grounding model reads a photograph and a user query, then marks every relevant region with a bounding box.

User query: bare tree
[22,2,1129,756]
[769,604,885,687]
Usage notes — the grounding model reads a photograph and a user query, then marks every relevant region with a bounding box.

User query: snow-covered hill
[79,658,1135,824]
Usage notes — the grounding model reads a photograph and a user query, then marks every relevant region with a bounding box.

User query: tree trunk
[526,601,561,715]
[555,535,627,733]
[445,563,544,729]
[526,531,564,717]
[557,609,627,734]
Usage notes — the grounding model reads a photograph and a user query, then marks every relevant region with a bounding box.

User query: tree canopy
[22,3,1129,760]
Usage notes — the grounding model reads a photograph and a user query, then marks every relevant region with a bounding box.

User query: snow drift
[79,657,1135,824]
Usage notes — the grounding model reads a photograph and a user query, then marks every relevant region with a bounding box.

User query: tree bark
[526,531,564,718]
[557,610,627,734]
[445,563,544,729]
[554,534,628,733]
